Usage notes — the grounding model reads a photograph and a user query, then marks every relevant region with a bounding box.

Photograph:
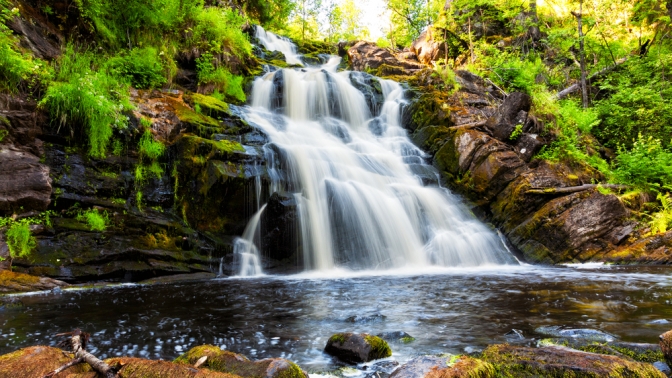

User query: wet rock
[139,272,216,285]
[346,313,387,323]
[350,71,385,115]
[535,326,617,342]
[604,229,672,264]
[0,146,52,214]
[661,330,672,368]
[484,92,532,143]
[377,331,415,342]
[481,344,665,377]
[389,356,449,378]
[174,345,308,378]
[0,270,67,293]
[654,361,671,376]
[260,192,299,262]
[389,355,495,378]
[325,333,392,363]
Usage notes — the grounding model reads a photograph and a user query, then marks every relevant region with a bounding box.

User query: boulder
[324,333,392,363]
[484,92,532,142]
[174,345,308,378]
[0,270,67,293]
[661,330,672,368]
[514,133,545,162]
[410,28,448,65]
[0,146,52,214]
[347,41,424,76]
[480,344,665,377]
[0,346,90,378]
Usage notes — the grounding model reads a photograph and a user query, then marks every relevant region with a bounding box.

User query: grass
[106,47,167,89]
[77,208,109,231]
[5,222,35,261]
[138,130,166,161]
[195,54,246,102]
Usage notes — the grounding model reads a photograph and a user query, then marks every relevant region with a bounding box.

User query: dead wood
[526,184,628,194]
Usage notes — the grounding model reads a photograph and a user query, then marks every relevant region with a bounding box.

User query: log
[448,120,487,130]
[526,184,628,194]
[71,331,117,378]
[556,57,628,100]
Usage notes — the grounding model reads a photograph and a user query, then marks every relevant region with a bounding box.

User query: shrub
[39,46,132,158]
[138,130,165,160]
[612,134,672,191]
[189,7,251,58]
[5,222,35,261]
[106,47,166,89]
[196,54,246,102]
[77,208,109,231]
[649,193,672,235]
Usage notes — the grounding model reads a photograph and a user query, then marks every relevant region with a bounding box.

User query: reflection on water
[1,265,671,372]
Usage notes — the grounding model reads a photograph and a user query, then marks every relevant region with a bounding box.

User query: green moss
[400,336,416,343]
[5,223,35,261]
[174,102,221,129]
[189,93,231,118]
[76,208,109,231]
[364,335,392,359]
[328,333,347,345]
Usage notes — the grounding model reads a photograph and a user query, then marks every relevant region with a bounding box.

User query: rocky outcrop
[410,28,449,65]
[324,333,392,363]
[0,270,67,293]
[346,41,425,76]
[0,146,52,214]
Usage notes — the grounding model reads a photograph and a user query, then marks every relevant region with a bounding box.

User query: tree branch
[526,184,629,194]
[43,357,84,378]
[556,57,628,99]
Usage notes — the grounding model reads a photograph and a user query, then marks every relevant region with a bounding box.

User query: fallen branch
[43,357,84,378]
[44,329,118,378]
[556,57,628,100]
[526,184,629,194]
[448,120,487,130]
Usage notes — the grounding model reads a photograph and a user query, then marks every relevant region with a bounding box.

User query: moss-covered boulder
[0,270,67,293]
[479,344,665,377]
[174,345,308,378]
[0,346,91,377]
[106,356,239,378]
[660,330,672,368]
[324,333,392,363]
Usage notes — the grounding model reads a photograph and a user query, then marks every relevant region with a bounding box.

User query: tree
[341,0,369,40]
[385,0,443,46]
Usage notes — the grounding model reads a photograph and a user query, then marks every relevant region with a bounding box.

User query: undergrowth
[77,208,109,231]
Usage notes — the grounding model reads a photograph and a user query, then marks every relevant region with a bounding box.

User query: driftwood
[556,57,628,100]
[526,184,628,194]
[448,120,487,130]
[43,329,118,378]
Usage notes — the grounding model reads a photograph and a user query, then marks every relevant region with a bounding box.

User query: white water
[235,29,516,275]
[254,26,303,66]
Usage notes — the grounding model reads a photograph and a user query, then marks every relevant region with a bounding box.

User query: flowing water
[241,28,515,275]
[1,266,672,375]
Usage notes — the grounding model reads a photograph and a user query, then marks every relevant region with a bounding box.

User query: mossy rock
[174,345,307,378]
[324,333,392,363]
[479,344,665,377]
[424,356,496,378]
[0,346,92,377]
[186,93,231,119]
[661,330,672,368]
[102,356,237,377]
[0,270,67,293]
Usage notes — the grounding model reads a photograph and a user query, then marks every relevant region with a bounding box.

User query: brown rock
[410,28,447,65]
[347,41,424,75]
[661,330,672,368]
[484,92,532,142]
[0,346,91,377]
[0,145,52,214]
[0,270,68,293]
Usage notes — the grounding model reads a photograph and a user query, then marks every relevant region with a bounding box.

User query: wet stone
[535,325,617,342]
[388,356,449,378]
[325,333,392,364]
[346,313,387,323]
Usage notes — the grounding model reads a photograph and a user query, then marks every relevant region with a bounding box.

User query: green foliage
[77,208,109,231]
[536,101,609,174]
[649,193,672,235]
[612,134,672,192]
[138,130,165,161]
[196,54,246,102]
[509,124,523,141]
[385,0,443,46]
[106,47,167,89]
[188,7,251,58]
[595,48,672,150]
[39,46,132,158]
[5,222,35,260]
[0,129,7,142]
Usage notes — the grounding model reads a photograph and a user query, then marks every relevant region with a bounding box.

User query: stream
[2,265,671,374]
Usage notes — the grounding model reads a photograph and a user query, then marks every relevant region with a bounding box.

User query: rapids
[238,28,516,275]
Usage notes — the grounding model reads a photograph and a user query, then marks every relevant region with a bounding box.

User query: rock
[260,192,299,263]
[345,313,386,323]
[410,28,448,65]
[0,270,68,293]
[0,146,52,214]
[514,133,545,162]
[324,333,392,363]
[484,92,532,142]
[350,71,385,115]
[0,346,90,377]
[377,331,415,342]
[653,361,671,376]
[174,345,308,378]
[6,9,62,60]
[108,356,237,377]
[535,326,617,342]
[138,272,216,285]
[347,41,424,76]
[389,356,448,378]
[480,344,665,377]
[604,229,672,264]
[661,330,672,368]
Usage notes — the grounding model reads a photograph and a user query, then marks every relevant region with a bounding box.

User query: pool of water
[1,265,672,373]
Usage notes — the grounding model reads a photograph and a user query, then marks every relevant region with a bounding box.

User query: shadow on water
[1,265,672,372]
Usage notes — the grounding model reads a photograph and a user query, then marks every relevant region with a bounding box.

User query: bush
[138,129,165,160]
[5,222,35,260]
[77,209,109,231]
[106,47,166,89]
[612,134,672,191]
[196,54,246,102]
[39,46,132,158]
[189,7,251,58]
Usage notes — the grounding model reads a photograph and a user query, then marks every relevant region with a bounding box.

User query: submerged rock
[174,345,308,378]
[377,331,415,343]
[325,333,392,363]
[535,326,617,342]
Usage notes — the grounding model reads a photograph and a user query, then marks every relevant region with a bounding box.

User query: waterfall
[235,28,518,275]
[254,26,303,66]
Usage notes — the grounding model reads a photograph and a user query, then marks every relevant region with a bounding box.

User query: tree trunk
[555,57,627,99]
[528,0,542,41]
[576,0,589,108]
[526,184,628,195]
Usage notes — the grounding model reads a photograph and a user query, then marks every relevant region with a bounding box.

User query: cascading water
[234,28,517,275]
[254,26,303,66]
